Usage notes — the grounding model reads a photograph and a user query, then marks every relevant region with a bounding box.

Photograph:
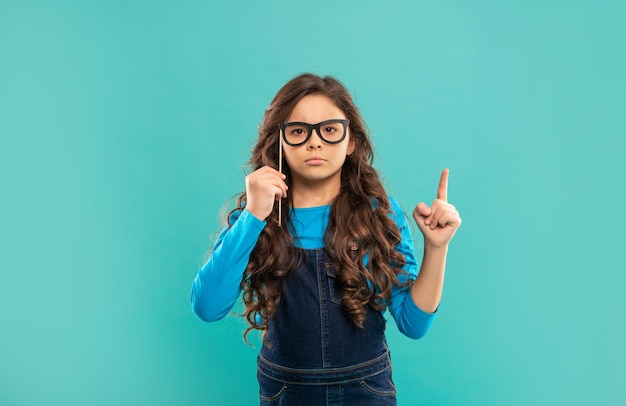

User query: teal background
[1,0,625,405]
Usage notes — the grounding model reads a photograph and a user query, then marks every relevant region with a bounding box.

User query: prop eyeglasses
[279,119,350,147]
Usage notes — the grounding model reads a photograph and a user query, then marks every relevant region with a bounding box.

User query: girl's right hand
[245,166,288,221]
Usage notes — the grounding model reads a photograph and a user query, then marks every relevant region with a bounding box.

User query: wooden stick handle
[278,131,283,227]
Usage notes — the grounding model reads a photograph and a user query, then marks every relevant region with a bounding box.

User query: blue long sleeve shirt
[190,197,435,339]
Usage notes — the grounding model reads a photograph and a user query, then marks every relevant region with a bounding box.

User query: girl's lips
[305,157,326,165]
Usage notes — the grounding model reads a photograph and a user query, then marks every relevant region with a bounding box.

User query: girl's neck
[290,179,340,208]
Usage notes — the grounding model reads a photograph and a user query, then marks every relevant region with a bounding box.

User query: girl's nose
[306,130,323,149]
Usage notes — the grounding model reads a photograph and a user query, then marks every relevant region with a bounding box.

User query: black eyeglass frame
[279,119,350,147]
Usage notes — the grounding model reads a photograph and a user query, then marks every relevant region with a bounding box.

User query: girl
[190,73,461,405]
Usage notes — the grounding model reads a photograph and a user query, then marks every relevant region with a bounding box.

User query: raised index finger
[437,168,449,201]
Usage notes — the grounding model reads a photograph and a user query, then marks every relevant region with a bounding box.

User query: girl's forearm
[410,244,448,313]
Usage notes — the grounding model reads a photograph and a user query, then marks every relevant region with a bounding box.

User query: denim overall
[257,248,397,405]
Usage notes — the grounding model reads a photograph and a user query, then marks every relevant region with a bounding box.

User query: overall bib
[257,248,397,405]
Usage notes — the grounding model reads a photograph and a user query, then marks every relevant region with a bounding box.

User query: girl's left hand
[412,168,462,249]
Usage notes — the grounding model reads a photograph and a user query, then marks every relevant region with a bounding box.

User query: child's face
[281,94,355,187]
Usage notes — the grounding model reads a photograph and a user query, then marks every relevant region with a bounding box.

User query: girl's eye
[323,126,336,134]
[290,128,305,136]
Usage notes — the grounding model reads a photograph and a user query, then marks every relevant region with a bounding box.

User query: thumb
[413,202,431,220]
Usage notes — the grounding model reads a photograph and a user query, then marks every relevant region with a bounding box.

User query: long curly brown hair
[231,73,410,342]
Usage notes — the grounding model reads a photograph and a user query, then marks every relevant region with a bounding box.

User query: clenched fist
[245,166,288,221]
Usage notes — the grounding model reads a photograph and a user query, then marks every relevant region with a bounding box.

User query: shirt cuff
[240,208,267,230]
